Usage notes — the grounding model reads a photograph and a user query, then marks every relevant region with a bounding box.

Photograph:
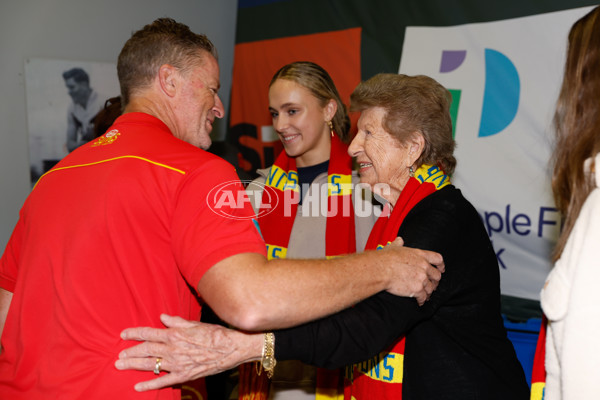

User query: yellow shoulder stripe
[34,155,186,189]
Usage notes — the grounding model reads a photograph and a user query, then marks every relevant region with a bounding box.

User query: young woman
[240,61,380,400]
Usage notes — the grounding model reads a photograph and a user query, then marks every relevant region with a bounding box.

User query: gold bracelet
[258,332,276,378]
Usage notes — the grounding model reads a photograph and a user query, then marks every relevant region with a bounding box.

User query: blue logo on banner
[479,49,520,137]
[440,48,520,138]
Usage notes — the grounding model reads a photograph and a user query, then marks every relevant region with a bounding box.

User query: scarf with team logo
[343,164,450,400]
[238,133,356,400]
[530,315,547,400]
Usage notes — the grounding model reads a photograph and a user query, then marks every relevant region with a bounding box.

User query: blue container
[503,316,542,387]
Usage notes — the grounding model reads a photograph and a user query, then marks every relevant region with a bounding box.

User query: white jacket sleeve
[542,154,600,400]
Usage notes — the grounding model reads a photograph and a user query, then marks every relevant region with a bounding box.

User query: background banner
[399,7,593,299]
[229,0,597,303]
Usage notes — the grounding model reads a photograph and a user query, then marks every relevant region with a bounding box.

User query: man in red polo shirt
[0,18,443,399]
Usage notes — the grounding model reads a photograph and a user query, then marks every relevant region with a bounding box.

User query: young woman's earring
[327,120,334,137]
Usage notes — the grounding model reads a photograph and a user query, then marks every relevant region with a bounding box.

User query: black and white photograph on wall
[25,57,120,185]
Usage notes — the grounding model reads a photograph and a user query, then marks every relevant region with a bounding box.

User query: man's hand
[115,314,261,392]
[383,237,444,305]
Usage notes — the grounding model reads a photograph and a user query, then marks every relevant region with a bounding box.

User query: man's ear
[158,64,178,97]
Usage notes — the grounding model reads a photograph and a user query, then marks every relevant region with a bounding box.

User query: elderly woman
[117,74,530,399]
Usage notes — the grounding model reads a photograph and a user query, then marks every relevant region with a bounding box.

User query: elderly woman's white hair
[350,73,456,175]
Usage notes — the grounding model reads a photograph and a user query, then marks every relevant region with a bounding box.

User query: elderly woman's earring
[327,120,334,137]
[409,166,415,177]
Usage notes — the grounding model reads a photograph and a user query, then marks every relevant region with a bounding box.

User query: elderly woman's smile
[349,106,421,206]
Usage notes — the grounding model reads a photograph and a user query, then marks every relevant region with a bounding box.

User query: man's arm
[116,241,444,391]
[116,245,443,391]
[116,261,437,392]
[198,238,443,332]
[116,241,443,391]
[0,287,13,355]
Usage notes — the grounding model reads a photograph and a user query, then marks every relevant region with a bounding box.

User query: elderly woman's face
[349,107,419,205]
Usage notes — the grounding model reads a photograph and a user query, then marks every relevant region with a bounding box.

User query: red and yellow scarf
[239,134,356,400]
[343,164,450,400]
[530,315,547,400]
[258,133,356,261]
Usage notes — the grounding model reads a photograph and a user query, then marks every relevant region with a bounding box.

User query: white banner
[399,6,594,300]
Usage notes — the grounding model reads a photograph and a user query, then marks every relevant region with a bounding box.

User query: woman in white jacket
[541,5,600,400]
